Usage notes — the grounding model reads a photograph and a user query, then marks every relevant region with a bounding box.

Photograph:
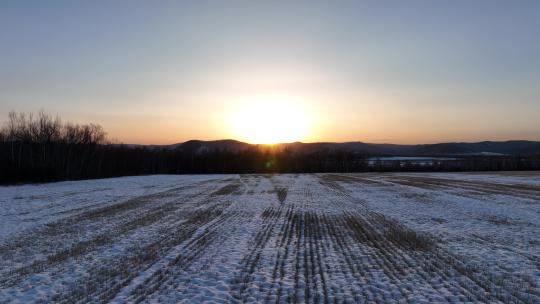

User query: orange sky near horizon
[77,92,537,145]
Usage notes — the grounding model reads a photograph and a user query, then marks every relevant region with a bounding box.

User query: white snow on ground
[0,172,538,303]
[0,175,226,241]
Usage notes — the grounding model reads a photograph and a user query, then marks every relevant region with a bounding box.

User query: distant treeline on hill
[1,111,539,184]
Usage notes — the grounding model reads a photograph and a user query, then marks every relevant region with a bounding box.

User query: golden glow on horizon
[227,96,311,144]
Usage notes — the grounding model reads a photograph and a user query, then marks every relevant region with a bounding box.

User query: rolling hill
[147,140,540,156]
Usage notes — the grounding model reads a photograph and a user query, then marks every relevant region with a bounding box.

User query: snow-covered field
[0,172,539,303]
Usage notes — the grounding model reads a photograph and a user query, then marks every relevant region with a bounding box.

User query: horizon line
[116,138,540,147]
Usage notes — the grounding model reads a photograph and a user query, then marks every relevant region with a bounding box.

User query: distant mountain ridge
[135,140,540,156]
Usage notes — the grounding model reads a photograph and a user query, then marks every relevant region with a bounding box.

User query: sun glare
[228,97,310,144]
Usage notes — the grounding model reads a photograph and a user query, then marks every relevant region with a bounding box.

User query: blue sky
[1,1,539,144]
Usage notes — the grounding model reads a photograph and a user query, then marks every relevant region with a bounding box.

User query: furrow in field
[315,174,535,303]
[0,180,217,268]
[388,175,540,201]
[52,199,235,303]
[0,180,218,287]
[1,178,241,303]
[230,205,287,302]
[1,173,538,303]
[117,209,245,303]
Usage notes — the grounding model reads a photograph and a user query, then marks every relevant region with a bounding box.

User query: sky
[1,1,539,144]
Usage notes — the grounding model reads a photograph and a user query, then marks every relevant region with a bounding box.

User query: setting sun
[228,96,311,144]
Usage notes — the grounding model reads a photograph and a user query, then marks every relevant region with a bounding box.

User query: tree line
[1,111,539,184]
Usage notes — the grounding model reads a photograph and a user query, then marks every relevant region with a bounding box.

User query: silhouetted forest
[1,111,539,184]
